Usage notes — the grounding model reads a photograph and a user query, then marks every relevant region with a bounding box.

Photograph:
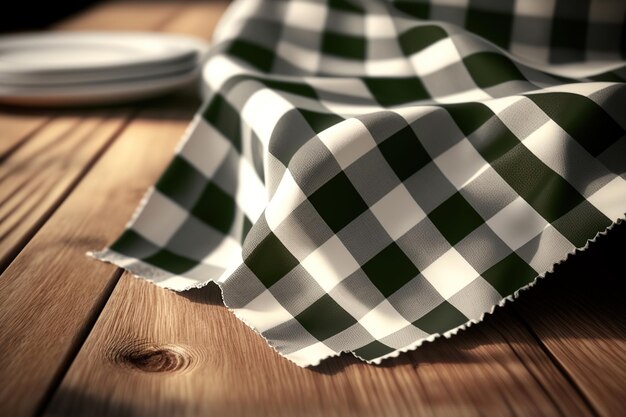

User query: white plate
[0,32,209,106]
[0,58,198,86]
[0,32,208,76]
[0,68,200,106]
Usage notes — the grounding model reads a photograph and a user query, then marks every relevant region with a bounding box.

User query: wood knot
[113,341,193,373]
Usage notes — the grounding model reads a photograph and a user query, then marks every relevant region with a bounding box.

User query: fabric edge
[87,214,625,368]
[357,214,625,365]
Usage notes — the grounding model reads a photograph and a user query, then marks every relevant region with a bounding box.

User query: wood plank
[0,0,193,271]
[0,111,51,157]
[0,2,225,416]
[2,1,614,416]
[159,1,229,38]
[37,2,595,408]
[46,277,594,417]
[514,221,626,417]
[0,0,183,161]
[0,99,197,417]
[55,0,181,31]
[35,2,590,406]
[0,110,130,271]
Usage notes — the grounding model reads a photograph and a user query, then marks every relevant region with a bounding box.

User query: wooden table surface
[0,1,624,416]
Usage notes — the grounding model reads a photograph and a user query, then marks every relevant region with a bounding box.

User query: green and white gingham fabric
[92,0,626,366]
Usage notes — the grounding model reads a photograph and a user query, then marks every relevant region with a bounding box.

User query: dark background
[0,0,100,32]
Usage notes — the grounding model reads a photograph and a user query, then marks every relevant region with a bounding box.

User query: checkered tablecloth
[92,0,626,367]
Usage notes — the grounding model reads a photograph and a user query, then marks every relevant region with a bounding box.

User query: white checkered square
[359,300,413,339]
[266,170,307,229]
[235,157,267,223]
[486,196,548,251]
[132,190,188,247]
[180,118,231,178]
[239,290,295,333]
[587,176,626,221]
[371,184,426,240]
[95,0,626,368]
[284,0,327,31]
[319,118,377,169]
[288,342,337,367]
[201,235,242,269]
[514,0,556,17]
[242,88,295,149]
[434,138,489,189]
[435,88,492,103]
[276,41,322,73]
[301,236,360,292]
[421,248,480,299]
[412,38,461,77]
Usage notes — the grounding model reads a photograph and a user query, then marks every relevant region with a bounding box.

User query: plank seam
[511,309,602,417]
[0,117,55,163]
[33,268,125,417]
[0,111,137,274]
[489,321,584,417]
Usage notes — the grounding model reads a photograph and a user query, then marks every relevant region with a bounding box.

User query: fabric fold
[91,0,626,367]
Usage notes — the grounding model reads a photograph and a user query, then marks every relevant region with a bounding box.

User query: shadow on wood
[176,220,626,376]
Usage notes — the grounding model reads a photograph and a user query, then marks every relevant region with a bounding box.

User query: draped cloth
[91,0,626,366]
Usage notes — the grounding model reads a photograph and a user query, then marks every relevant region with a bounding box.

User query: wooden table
[0,1,624,416]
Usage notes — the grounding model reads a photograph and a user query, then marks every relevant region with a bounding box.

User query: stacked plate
[0,32,208,106]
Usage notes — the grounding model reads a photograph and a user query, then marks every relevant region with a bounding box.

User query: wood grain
[0,0,194,271]
[46,276,593,417]
[0,101,197,417]
[1,1,623,417]
[0,2,224,416]
[39,4,596,413]
[0,111,129,271]
[515,221,626,417]
[0,111,51,157]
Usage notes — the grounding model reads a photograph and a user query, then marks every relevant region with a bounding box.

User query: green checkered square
[394,1,430,19]
[465,8,513,49]
[308,171,369,233]
[95,0,626,368]
[226,39,274,72]
[444,102,493,136]
[378,124,431,181]
[399,25,448,56]
[469,117,520,163]
[321,31,366,60]
[551,17,588,55]
[203,94,242,152]
[482,253,536,297]
[529,93,625,156]
[191,182,236,235]
[328,0,364,13]
[262,78,318,99]
[413,301,468,334]
[364,77,430,106]
[353,340,396,361]
[110,229,159,258]
[429,192,484,246]
[362,242,419,297]
[143,249,198,275]
[244,232,299,288]
[155,157,207,209]
[551,201,612,248]
[492,142,585,223]
[464,53,525,88]
[300,109,344,133]
[295,294,358,341]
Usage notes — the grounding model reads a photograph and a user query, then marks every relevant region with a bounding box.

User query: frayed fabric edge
[87,214,625,368]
